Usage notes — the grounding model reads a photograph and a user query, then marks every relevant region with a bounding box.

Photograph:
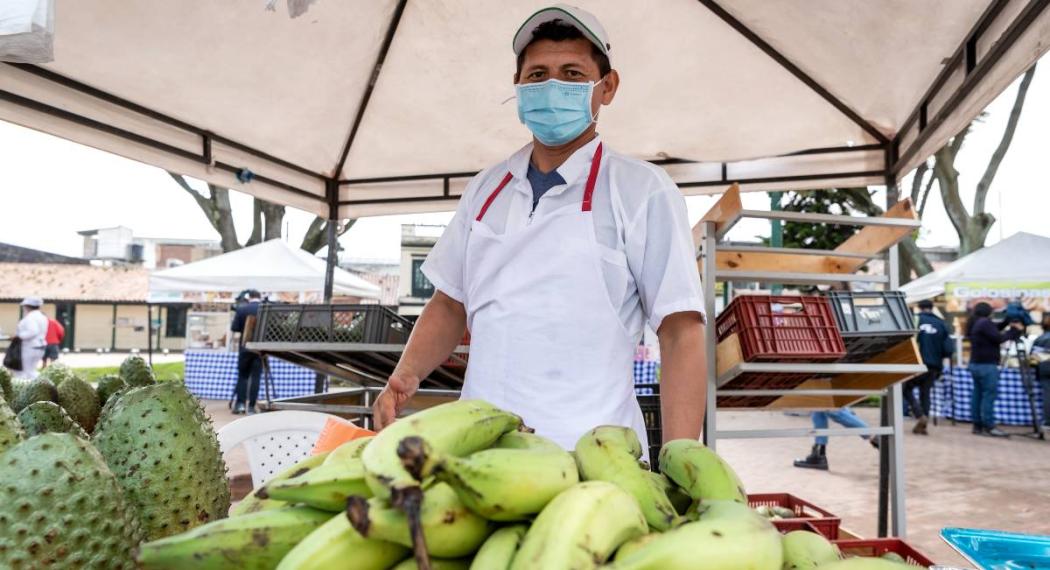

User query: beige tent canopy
[1,0,1048,222]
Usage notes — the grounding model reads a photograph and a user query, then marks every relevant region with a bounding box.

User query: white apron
[461,144,649,455]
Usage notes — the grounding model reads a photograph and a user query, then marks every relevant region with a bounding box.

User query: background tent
[900,232,1050,302]
[1,0,1047,220]
[148,239,381,300]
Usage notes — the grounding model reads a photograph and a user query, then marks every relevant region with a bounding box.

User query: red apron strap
[476,172,514,222]
[581,143,603,212]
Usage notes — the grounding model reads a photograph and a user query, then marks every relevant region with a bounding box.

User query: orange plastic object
[311,417,376,454]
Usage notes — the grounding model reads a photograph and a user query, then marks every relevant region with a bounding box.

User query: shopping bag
[4,337,23,371]
[0,0,54,63]
[310,416,375,455]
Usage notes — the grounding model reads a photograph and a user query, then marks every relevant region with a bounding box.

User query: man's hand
[373,371,420,431]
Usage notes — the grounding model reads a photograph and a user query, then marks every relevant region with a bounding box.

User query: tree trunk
[261,202,286,241]
[300,218,357,254]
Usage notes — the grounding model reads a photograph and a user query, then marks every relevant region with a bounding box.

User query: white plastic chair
[217,410,336,488]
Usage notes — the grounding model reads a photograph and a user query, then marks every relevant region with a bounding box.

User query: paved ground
[204,401,1050,566]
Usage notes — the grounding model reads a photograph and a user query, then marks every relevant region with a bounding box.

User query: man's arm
[373,291,467,430]
[657,311,706,441]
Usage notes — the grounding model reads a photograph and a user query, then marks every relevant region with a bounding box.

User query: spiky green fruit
[17,401,89,439]
[118,355,156,387]
[11,378,57,413]
[38,363,76,387]
[93,382,230,540]
[0,433,143,569]
[0,398,24,454]
[96,374,126,406]
[0,367,13,403]
[56,376,101,433]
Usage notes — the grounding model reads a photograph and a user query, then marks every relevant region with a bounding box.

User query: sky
[0,64,1047,262]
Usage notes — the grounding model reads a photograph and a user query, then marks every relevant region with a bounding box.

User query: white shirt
[422,136,704,334]
[16,310,48,348]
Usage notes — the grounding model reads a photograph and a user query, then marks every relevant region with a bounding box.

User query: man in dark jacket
[230,290,263,414]
[905,299,954,435]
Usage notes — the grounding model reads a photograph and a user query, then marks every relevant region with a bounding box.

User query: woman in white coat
[14,297,48,379]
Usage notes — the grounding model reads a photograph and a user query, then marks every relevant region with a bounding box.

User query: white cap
[20,296,43,307]
[513,4,611,57]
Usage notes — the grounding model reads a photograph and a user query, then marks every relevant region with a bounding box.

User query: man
[793,406,879,471]
[230,289,263,414]
[43,314,65,367]
[14,297,48,378]
[904,299,954,435]
[373,5,706,453]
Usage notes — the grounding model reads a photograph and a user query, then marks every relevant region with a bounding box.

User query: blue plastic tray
[941,528,1050,570]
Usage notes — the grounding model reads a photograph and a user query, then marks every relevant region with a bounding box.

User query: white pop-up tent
[901,232,1050,302]
[148,239,381,301]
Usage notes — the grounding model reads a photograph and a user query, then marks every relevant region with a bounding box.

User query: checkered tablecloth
[928,366,1045,426]
[634,360,659,396]
[184,350,321,401]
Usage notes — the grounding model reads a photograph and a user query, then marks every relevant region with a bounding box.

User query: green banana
[647,471,692,516]
[511,481,648,570]
[658,439,747,503]
[138,506,331,569]
[604,501,782,570]
[781,529,841,570]
[470,524,528,570]
[575,426,682,531]
[492,430,563,452]
[346,481,494,559]
[816,558,914,570]
[399,435,579,521]
[391,558,473,570]
[362,400,522,502]
[261,437,374,511]
[230,451,331,516]
[276,512,408,570]
[613,534,661,562]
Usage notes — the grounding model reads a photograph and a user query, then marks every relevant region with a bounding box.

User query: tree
[168,173,355,254]
[763,189,861,250]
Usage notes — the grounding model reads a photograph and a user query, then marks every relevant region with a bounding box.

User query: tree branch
[909,161,929,205]
[974,63,1036,215]
[247,198,264,247]
[934,145,970,240]
[918,168,936,219]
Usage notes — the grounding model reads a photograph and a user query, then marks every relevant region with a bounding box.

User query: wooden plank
[693,183,741,248]
[715,250,860,274]
[833,199,919,272]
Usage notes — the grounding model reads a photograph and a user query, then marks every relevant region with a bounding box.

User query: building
[341,258,400,306]
[79,226,223,269]
[397,225,442,317]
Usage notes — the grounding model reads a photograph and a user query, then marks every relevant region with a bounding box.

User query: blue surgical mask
[515,78,602,146]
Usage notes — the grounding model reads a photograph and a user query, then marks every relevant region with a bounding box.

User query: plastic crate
[717,371,820,408]
[717,296,846,362]
[637,394,661,471]
[834,539,935,566]
[772,519,822,534]
[748,493,841,539]
[254,304,412,344]
[826,291,918,363]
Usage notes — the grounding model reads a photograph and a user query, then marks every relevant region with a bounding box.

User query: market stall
[148,239,381,400]
[930,367,1045,426]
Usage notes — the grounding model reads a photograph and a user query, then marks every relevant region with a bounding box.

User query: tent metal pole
[323,179,339,303]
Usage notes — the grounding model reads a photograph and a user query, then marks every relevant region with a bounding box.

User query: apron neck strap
[476,142,604,221]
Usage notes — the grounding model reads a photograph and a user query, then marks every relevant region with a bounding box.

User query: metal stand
[700,205,923,537]
[1011,339,1046,441]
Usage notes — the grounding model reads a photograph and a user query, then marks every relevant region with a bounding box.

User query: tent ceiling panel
[340,0,880,180]
[45,0,399,177]
[720,0,990,132]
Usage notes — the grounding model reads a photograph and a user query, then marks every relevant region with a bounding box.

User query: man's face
[516,38,618,118]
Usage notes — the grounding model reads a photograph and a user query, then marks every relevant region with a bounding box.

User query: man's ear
[600,69,620,105]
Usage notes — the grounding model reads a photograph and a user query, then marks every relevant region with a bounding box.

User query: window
[165,305,188,338]
[411,259,435,298]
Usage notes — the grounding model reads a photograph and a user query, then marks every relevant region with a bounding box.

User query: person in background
[14,297,48,379]
[793,406,879,471]
[43,314,65,367]
[1030,313,1050,432]
[966,301,1024,437]
[905,299,954,435]
[230,290,263,415]
[1003,297,1034,328]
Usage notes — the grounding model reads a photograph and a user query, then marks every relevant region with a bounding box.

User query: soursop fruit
[96,374,126,406]
[11,378,57,413]
[93,382,230,540]
[0,433,142,569]
[38,362,76,387]
[0,367,12,403]
[17,401,89,439]
[56,376,101,433]
[0,398,23,454]
[118,355,156,387]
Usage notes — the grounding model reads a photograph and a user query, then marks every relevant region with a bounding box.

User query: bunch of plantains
[138,399,920,570]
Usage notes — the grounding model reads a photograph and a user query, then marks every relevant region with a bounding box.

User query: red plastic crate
[717,371,819,408]
[834,539,935,566]
[748,493,841,539]
[772,519,822,534]
[717,295,846,362]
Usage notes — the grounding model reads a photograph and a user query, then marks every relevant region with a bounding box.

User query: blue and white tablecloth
[634,361,659,395]
[184,350,321,401]
[928,366,1045,426]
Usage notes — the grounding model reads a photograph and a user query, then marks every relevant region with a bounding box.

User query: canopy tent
[900,232,1050,302]
[148,238,381,300]
[1,0,1048,222]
